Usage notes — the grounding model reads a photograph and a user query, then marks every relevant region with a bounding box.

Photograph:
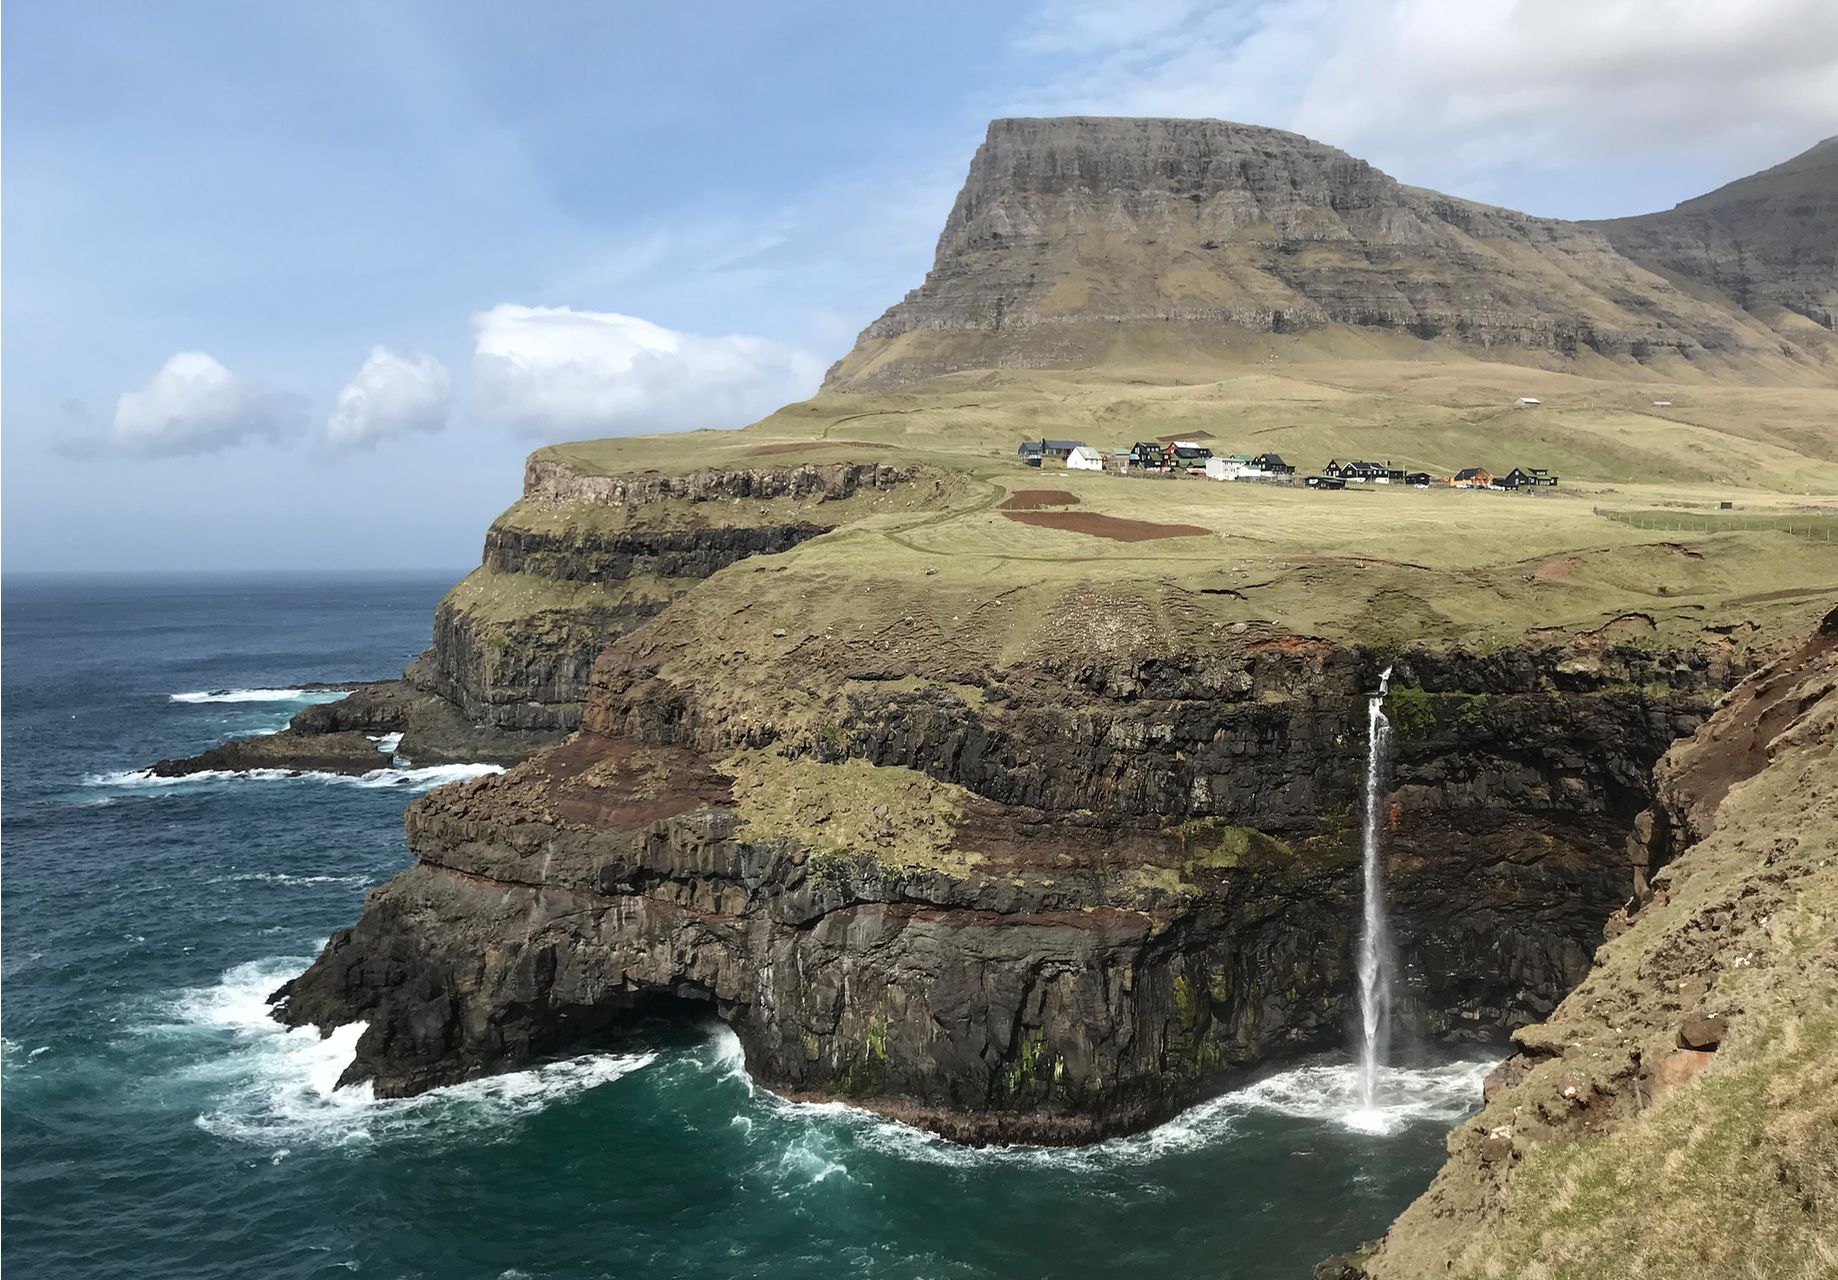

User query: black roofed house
[1340,460,1390,482]
[1254,453,1295,476]
[1322,459,1346,478]
[1305,474,1346,489]
[1018,438,1086,467]
[1128,441,1169,469]
[1403,471,1432,487]
[1498,468,1533,489]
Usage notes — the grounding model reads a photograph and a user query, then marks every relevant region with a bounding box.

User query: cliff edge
[1341,605,1838,1277]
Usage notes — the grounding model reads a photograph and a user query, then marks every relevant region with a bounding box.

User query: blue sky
[7,0,1835,571]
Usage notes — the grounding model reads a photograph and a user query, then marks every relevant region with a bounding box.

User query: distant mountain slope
[1589,136,1838,353]
[824,118,1836,391]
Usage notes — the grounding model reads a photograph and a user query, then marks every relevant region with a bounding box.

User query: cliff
[1342,605,1838,1278]
[1590,137,1838,358]
[270,529,1769,1141]
[823,118,1837,391]
[151,461,924,774]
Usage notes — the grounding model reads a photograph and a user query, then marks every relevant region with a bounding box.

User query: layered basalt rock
[1350,606,1838,1278]
[823,117,1831,390]
[409,461,914,734]
[273,632,1751,1144]
[150,462,913,772]
[1590,136,1838,344]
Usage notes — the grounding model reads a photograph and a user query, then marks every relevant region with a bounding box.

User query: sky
[6,0,1836,572]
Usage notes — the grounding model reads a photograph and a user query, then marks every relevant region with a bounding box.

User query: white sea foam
[711,1016,1492,1171]
[170,688,352,704]
[85,763,502,792]
[369,732,404,754]
[208,872,376,889]
[162,957,654,1149]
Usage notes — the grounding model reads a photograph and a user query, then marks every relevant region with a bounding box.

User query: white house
[1065,445,1106,471]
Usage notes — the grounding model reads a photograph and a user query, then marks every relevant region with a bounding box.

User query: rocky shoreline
[267,626,1749,1144]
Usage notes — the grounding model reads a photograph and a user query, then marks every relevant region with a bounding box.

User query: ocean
[2,573,1490,1279]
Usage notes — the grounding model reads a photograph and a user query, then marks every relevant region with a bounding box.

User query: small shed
[1515,397,1541,407]
[1305,474,1346,490]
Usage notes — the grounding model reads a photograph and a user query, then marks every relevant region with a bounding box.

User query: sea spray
[1356,666,1395,1113]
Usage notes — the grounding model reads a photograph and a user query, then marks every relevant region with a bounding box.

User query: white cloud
[104,352,305,456]
[1006,0,1838,212]
[469,304,826,439]
[324,346,451,449]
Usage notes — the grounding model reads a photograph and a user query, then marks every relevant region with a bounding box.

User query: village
[1017,432,1560,492]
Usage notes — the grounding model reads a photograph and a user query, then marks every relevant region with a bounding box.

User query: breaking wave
[84,763,502,792]
[159,957,655,1150]
[170,689,353,704]
[703,1024,1491,1172]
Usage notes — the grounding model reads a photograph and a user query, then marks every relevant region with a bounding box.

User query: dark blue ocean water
[3,574,1488,1280]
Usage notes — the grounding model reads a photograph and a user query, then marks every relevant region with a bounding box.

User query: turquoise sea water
[2,574,1492,1279]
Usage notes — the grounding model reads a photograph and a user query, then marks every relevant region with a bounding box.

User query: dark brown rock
[1678,1015,1728,1051]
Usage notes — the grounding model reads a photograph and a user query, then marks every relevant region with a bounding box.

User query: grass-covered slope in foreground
[1354,608,1838,1279]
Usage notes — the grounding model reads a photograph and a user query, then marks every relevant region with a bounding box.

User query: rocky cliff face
[148,462,916,773]
[273,623,1751,1143]
[406,461,912,736]
[824,118,1833,391]
[1346,605,1838,1279]
[1590,136,1838,349]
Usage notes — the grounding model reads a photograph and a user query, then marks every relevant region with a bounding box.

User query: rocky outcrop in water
[272,630,1750,1143]
[146,463,915,774]
[824,118,1834,390]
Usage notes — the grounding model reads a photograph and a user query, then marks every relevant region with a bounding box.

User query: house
[1509,467,1559,487]
[1305,474,1346,490]
[1170,444,1213,467]
[1018,439,1086,461]
[1322,459,1345,478]
[1452,467,1494,489]
[1341,460,1391,483]
[1403,471,1433,487]
[1252,452,1295,476]
[1205,454,1259,481]
[1017,440,1044,466]
[1065,445,1105,471]
[1128,441,1169,469]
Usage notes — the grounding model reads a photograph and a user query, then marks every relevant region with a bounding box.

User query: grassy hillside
[513,355,1838,667]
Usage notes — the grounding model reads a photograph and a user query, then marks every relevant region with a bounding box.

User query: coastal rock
[274,633,1745,1143]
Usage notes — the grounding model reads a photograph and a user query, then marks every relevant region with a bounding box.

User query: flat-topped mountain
[824,117,1838,391]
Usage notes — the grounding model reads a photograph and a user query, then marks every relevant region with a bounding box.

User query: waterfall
[1356,666,1394,1112]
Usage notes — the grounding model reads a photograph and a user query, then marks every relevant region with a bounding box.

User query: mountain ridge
[824,117,1838,392]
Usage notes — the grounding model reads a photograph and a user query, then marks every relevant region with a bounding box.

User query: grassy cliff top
[480,353,1837,665]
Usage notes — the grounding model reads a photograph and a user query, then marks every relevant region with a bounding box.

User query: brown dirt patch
[745,439,892,456]
[539,734,734,829]
[1156,429,1215,443]
[1535,556,1581,580]
[1002,510,1212,542]
[998,490,1081,511]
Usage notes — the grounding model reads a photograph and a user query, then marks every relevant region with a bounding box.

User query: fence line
[1592,507,1838,542]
